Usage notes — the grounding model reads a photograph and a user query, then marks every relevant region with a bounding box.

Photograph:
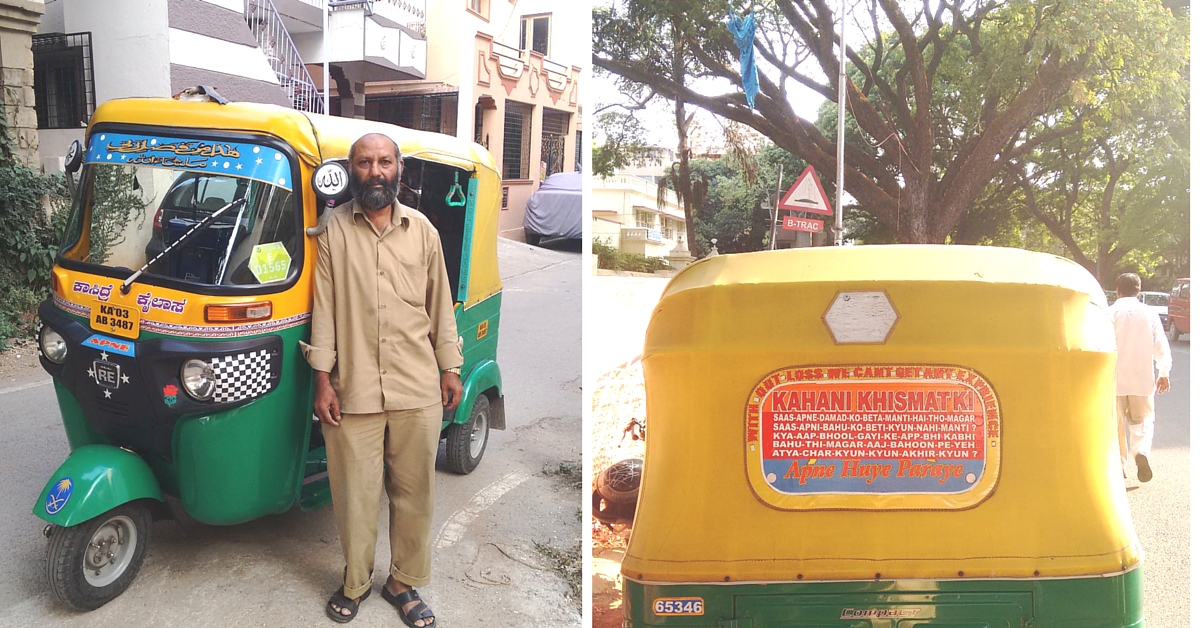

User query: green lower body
[624,568,1143,628]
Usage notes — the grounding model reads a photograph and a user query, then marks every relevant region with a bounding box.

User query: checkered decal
[209,349,276,403]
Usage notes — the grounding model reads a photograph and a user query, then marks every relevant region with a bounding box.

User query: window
[32,32,95,130]
[467,0,488,18]
[366,93,458,136]
[519,15,550,56]
[540,108,570,177]
[635,210,655,229]
[502,101,533,180]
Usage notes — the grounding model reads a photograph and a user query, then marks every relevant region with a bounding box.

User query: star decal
[100,351,109,361]
[87,367,96,378]
[236,163,243,170]
[255,158,262,165]
[121,374,130,384]
[103,389,112,399]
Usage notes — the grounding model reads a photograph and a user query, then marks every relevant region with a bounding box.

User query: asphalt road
[1125,337,1189,627]
[0,239,582,627]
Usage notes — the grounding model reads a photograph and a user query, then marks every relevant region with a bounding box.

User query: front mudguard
[454,359,505,430]
[34,445,164,527]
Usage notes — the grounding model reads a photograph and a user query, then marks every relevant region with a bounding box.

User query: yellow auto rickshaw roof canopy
[627,245,1138,584]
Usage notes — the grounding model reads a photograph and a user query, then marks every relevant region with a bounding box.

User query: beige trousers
[323,403,443,598]
[1116,395,1155,465]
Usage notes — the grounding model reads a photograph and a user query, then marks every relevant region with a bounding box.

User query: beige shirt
[300,200,463,413]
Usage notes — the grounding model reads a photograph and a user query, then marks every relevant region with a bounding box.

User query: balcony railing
[246,0,324,113]
[621,227,664,244]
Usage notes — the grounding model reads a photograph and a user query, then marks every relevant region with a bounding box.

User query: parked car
[522,171,582,247]
[1168,278,1190,341]
[1138,291,1170,329]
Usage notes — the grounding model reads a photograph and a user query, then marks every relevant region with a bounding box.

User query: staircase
[245,0,325,113]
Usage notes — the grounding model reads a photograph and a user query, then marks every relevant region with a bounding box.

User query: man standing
[301,133,462,627]
[1111,273,1171,483]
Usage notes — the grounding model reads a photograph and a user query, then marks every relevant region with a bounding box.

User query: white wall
[486,0,587,68]
[62,0,171,104]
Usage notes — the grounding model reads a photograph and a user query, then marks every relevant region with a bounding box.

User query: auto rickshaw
[625,246,1141,627]
[33,93,506,610]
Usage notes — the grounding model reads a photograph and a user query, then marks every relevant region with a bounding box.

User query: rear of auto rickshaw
[624,246,1141,627]
[33,94,506,610]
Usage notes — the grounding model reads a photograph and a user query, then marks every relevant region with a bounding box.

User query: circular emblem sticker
[45,477,73,515]
[312,161,348,199]
[249,242,292,284]
[745,365,1001,510]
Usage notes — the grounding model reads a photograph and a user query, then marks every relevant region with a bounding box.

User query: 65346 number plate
[90,301,139,339]
[652,598,704,616]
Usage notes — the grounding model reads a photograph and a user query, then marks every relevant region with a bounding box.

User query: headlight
[39,326,67,364]
[180,359,216,401]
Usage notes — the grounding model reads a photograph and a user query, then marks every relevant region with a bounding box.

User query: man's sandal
[326,588,371,623]
[382,587,437,628]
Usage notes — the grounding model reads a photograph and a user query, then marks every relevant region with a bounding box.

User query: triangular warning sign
[778,165,833,215]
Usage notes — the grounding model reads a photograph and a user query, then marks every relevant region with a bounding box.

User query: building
[362,0,584,240]
[33,0,427,170]
[592,172,689,259]
[0,0,43,166]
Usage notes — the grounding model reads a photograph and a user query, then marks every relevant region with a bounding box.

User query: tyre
[445,395,490,474]
[1170,321,1180,342]
[47,501,152,611]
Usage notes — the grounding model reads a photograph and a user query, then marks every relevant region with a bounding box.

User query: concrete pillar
[0,0,43,167]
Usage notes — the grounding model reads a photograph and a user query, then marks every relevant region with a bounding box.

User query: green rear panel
[625,568,1142,628]
[449,291,502,426]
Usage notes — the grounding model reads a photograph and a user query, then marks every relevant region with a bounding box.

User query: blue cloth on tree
[726,9,759,108]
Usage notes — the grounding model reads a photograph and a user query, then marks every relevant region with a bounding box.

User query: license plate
[90,301,139,339]
[652,598,704,616]
[92,361,121,389]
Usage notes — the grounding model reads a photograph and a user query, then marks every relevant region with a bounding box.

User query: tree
[592,111,656,179]
[594,0,1187,243]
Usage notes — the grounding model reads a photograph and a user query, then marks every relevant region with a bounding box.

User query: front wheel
[1170,320,1181,342]
[47,502,152,611]
[445,395,490,474]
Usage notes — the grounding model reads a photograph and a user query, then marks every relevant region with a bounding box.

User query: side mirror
[64,139,83,174]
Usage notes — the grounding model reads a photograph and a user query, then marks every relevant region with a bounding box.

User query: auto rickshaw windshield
[57,130,300,288]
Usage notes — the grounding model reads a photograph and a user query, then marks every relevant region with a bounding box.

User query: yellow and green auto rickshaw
[625,246,1141,627]
[33,93,506,610]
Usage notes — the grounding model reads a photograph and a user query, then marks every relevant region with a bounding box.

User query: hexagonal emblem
[823,291,898,344]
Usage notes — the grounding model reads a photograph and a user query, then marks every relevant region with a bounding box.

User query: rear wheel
[47,501,152,611]
[1170,320,1181,342]
[445,395,490,474]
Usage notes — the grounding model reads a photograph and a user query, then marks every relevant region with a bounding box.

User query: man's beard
[350,170,401,211]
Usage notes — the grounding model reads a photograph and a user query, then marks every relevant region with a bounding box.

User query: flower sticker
[163,384,179,407]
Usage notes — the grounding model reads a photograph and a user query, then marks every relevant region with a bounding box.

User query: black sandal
[382,587,437,628]
[326,588,371,623]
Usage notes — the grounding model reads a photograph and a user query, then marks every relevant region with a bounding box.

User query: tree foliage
[594,0,1188,244]
[593,111,657,179]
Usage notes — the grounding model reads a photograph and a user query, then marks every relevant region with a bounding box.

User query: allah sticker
[249,242,292,284]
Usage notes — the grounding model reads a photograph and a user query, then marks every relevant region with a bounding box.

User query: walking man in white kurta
[1110,273,1171,483]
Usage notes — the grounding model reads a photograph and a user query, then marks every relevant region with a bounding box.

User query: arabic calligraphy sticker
[86,132,293,190]
[744,365,1001,511]
[249,242,292,283]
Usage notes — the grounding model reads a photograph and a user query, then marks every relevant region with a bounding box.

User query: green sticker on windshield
[249,242,291,283]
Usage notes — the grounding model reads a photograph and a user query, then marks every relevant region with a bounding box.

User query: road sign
[782,215,823,233]
[778,165,833,215]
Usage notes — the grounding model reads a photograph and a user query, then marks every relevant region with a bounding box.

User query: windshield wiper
[120,198,247,295]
